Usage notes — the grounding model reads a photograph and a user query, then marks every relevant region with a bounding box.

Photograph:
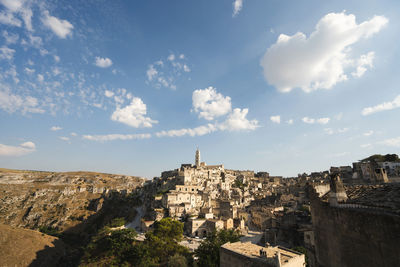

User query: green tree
[167,254,188,267]
[195,229,241,267]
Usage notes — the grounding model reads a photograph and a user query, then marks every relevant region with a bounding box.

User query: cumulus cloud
[286,119,294,125]
[0,11,21,27]
[83,133,151,142]
[361,95,400,116]
[192,87,232,120]
[156,124,217,138]
[302,117,330,124]
[50,126,62,131]
[146,65,157,81]
[104,90,114,98]
[219,108,259,131]
[380,137,400,147]
[270,115,281,124]
[260,12,388,92]
[0,0,32,30]
[0,141,36,156]
[95,57,113,68]
[111,97,158,128]
[352,52,374,78]
[42,10,73,39]
[59,136,69,141]
[232,0,243,17]
[2,30,18,44]
[0,46,15,60]
[0,86,44,114]
[156,108,259,138]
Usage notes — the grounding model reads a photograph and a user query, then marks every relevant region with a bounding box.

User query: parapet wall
[310,191,400,267]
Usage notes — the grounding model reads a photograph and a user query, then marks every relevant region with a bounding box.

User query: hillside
[0,224,66,267]
[0,168,145,231]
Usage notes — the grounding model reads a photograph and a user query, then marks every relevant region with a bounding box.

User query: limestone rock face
[0,168,145,231]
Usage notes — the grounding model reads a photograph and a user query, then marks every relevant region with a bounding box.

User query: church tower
[195,147,200,167]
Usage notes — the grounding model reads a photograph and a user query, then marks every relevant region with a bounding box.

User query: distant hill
[361,154,400,163]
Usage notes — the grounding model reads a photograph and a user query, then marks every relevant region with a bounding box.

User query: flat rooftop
[221,241,301,263]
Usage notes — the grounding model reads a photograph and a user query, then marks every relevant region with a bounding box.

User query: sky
[0,0,399,178]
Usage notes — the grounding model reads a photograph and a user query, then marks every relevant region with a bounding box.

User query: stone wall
[310,191,400,267]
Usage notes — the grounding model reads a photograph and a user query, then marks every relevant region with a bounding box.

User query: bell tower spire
[195,147,200,167]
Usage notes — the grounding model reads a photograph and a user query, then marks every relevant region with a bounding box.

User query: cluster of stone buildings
[138,150,400,266]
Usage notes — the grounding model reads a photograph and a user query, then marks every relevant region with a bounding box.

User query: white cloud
[363,130,374,136]
[380,137,400,148]
[95,57,113,68]
[168,54,175,61]
[0,141,36,156]
[361,95,400,116]
[37,73,44,82]
[360,143,372,148]
[352,52,374,78]
[146,65,157,81]
[54,55,60,62]
[260,12,388,92]
[0,0,24,12]
[146,53,191,90]
[0,46,15,60]
[42,10,73,39]
[219,108,259,131]
[286,119,294,125]
[0,11,21,27]
[2,30,18,44]
[192,87,232,120]
[50,126,62,131]
[156,124,217,138]
[59,136,69,141]
[111,97,158,128]
[24,67,35,75]
[324,127,349,135]
[233,0,243,17]
[0,0,32,30]
[270,115,281,124]
[70,132,77,137]
[302,117,330,124]
[0,86,44,114]
[105,90,114,98]
[83,133,151,142]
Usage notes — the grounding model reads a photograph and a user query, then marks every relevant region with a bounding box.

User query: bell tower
[195,147,200,167]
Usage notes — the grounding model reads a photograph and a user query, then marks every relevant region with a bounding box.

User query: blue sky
[0,0,399,178]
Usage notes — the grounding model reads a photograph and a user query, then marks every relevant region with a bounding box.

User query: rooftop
[221,241,301,263]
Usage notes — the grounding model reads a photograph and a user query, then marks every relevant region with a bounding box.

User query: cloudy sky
[0,0,399,178]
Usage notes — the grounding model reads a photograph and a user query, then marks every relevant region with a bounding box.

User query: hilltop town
[1,150,399,266]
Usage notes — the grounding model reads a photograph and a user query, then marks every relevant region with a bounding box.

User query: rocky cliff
[0,168,146,231]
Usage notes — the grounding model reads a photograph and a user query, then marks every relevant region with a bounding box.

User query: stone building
[220,241,305,267]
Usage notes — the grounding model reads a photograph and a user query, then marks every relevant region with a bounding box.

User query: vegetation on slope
[361,154,400,163]
[80,218,191,267]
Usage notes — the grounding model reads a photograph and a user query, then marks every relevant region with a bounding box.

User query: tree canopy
[194,229,241,267]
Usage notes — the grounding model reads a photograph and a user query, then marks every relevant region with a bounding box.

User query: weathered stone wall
[310,194,400,267]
